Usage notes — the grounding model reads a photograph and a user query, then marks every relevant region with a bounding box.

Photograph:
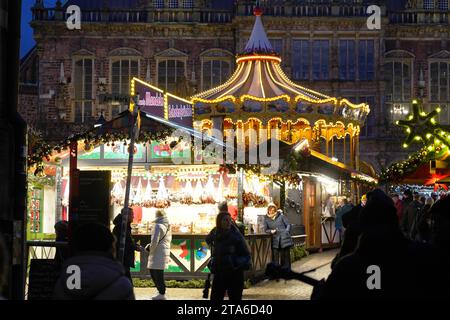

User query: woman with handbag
[264,203,293,269]
[146,210,172,300]
[206,207,252,301]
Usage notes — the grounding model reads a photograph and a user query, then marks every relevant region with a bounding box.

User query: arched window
[200,49,234,91]
[73,57,94,123]
[183,0,194,9]
[384,50,414,123]
[168,0,179,8]
[109,48,141,117]
[154,0,164,9]
[155,48,188,93]
[424,0,435,9]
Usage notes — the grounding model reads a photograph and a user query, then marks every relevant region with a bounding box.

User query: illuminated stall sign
[167,93,193,127]
[134,81,165,118]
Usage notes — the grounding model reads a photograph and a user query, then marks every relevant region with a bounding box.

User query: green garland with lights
[28,129,175,175]
[380,99,450,184]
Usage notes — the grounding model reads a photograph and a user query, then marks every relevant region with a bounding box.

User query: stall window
[74,58,93,123]
[29,188,43,234]
[440,0,449,10]
[358,40,374,81]
[158,59,186,93]
[339,40,356,81]
[111,58,139,117]
[312,40,329,80]
[154,0,164,8]
[292,39,309,80]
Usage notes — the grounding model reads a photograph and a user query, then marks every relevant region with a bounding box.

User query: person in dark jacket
[335,198,352,240]
[402,192,423,239]
[112,208,142,282]
[206,211,251,301]
[314,189,437,300]
[264,203,293,269]
[391,193,404,223]
[415,197,434,243]
[53,223,135,300]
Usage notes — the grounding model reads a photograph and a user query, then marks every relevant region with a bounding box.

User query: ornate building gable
[154,48,188,58]
[108,47,143,57]
[385,49,415,59]
[72,49,95,57]
[428,49,450,59]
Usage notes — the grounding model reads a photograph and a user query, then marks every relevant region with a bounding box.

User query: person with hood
[53,223,135,300]
[146,210,172,300]
[206,211,251,301]
[314,189,435,300]
[112,208,143,282]
[264,203,293,269]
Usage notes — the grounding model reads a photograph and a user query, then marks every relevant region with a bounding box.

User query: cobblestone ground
[135,249,337,300]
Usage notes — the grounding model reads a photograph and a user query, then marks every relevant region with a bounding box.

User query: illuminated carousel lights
[236,55,282,64]
[192,63,245,99]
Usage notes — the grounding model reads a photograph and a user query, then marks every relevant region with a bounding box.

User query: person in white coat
[146,210,172,300]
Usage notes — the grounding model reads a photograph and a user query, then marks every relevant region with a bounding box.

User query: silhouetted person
[391,193,404,223]
[331,195,365,268]
[415,197,434,243]
[53,223,135,300]
[315,189,434,300]
[54,220,70,267]
[113,208,142,282]
[206,212,251,301]
[402,192,423,239]
[0,235,8,300]
[429,196,450,299]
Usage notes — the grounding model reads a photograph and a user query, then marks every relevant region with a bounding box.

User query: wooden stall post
[68,141,79,242]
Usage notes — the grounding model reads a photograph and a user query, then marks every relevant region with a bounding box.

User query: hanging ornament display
[193,180,203,204]
[132,177,143,205]
[216,174,225,203]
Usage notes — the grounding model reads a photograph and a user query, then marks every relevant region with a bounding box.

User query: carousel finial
[253,6,264,17]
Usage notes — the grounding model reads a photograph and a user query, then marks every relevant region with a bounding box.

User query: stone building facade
[19,0,450,173]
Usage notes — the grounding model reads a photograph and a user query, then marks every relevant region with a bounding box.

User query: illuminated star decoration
[396,100,450,152]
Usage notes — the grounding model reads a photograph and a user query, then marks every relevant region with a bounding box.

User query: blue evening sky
[21,0,59,58]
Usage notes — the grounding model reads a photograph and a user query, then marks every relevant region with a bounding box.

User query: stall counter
[131,233,272,281]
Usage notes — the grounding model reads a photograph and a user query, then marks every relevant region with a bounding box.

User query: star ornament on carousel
[396,100,450,150]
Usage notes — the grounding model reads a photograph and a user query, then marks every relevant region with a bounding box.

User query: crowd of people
[315,188,450,300]
[2,186,448,300]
